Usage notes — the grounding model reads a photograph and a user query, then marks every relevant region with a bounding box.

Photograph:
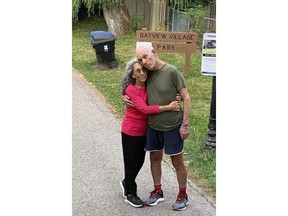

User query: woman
[120,58,180,208]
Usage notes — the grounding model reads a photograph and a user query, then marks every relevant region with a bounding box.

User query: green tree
[72,0,131,37]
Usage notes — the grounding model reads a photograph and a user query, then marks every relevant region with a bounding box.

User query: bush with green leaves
[187,5,208,47]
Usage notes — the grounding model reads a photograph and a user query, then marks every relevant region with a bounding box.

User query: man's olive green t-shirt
[147,63,186,131]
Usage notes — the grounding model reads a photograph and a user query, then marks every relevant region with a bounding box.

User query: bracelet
[181,123,189,129]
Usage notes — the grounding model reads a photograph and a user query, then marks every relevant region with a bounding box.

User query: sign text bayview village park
[138,32,196,41]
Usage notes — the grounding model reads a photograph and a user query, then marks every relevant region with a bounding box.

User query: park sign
[136,29,198,75]
[201,33,216,76]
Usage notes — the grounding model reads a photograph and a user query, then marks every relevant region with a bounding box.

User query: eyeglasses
[133,68,147,74]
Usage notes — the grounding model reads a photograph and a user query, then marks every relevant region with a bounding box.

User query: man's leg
[145,126,165,206]
[145,150,165,206]
[170,153,187,188]
[170,153,188,211]
[150,150,163,186]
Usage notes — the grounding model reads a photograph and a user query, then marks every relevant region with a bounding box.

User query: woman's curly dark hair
[121,58,139,95]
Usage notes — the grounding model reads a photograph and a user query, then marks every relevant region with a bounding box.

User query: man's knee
[150,151,163,163]
[171,154,185,168]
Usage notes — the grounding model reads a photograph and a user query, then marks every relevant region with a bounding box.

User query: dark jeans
[121,132,146,195]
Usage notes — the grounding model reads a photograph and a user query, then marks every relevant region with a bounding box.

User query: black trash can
[90,31,117,69]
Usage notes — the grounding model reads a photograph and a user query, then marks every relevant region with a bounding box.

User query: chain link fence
[168,7,216,33]
[203,17,216,33]
[168,7,190,32]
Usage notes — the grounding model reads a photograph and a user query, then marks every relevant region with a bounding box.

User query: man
[124,43,191,211]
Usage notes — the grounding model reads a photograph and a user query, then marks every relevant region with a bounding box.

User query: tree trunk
[103,2,131,37]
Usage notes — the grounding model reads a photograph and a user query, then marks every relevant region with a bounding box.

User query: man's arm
[121,94,134,108]
[178,88,190,140]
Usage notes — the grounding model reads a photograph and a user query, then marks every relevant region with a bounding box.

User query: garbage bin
[90,31,117,69]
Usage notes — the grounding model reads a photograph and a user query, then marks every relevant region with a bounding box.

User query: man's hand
[122,94,134,108]
[179,124,189,140]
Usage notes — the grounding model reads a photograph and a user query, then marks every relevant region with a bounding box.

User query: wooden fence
[125,0,167,31]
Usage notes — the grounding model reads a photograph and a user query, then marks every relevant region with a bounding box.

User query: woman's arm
[122,93,182,110]
[126,85,180,115]
[159,101,180,112]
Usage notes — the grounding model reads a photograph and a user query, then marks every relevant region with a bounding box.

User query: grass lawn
[72,15,216,199]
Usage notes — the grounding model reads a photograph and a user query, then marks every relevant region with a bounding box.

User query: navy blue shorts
[145,124,183,156]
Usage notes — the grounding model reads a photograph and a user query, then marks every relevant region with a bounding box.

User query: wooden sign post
[136,29,198,75]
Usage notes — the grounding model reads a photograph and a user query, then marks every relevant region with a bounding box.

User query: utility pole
[205,76,216,149]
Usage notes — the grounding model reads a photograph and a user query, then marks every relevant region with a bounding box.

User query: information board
[201,33,216,76]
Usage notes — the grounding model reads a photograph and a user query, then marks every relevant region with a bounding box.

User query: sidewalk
[72,69,216,216]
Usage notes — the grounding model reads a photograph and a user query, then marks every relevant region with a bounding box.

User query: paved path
[72,69,216,216]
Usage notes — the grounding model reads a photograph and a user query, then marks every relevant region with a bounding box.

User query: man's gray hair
[121,58,139,95]
[136,42,153,52]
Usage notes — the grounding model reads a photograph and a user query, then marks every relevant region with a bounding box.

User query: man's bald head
[136,42,153,53]
[135,42,165,71]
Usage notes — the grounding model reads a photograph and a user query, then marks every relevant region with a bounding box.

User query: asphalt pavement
[72,69,216,216]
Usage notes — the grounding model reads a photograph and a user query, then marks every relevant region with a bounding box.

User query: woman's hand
[169,101,181,111]
[176,93,182,102]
